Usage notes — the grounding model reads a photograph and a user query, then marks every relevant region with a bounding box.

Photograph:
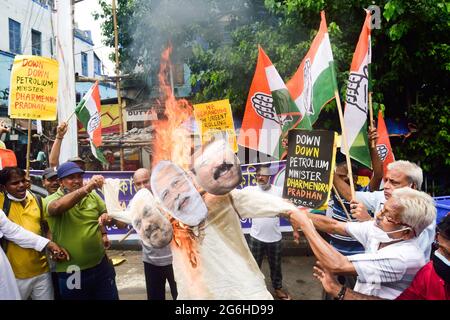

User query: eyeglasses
[377,208,416,236]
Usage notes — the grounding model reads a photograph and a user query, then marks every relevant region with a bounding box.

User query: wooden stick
[334,89,356,199]
[332,184,352,221]
[368,91,375,148]
[26,120,32,179]
[118,228,134,243]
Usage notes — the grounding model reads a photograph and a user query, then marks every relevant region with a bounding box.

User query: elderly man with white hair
[290,187,436,299]
[334,160,436,260]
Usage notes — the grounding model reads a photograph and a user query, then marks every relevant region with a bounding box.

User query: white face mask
[373,220,411,243]
[434,250,450,266]
[6,192,27,202]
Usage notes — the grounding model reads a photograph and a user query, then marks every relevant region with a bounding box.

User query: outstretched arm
[368,124,383,192]
[49,122,67,168]
[313,261,383,300]
[47,175,104,216]
[290,209,356,275]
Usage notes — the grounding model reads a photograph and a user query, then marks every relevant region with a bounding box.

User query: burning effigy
[121,47,300,299]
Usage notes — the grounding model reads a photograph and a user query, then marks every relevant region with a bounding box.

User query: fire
[152,45,201,270]
[151,45,193,170]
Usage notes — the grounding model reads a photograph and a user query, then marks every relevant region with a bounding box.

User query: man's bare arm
[291,210,356,274]
[368,125,383,192]
[49,122,67,168]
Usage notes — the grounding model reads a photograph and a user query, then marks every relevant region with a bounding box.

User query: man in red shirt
[314,214,449,300]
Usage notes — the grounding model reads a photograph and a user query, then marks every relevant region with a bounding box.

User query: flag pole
[334,90,356,199]
[368,92,375,148]
[332,184,352,221]
[26,119,32,179]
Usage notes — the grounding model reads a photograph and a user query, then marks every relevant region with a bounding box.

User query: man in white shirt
[290,187,436,299]
[334,160,436,260]
[245,164,292,300]
[0,210,68,300]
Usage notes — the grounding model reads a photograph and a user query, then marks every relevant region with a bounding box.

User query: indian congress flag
[75,81,106,164]
[342,11,372,169]
[287,11,337,129]
[238,46,301,160]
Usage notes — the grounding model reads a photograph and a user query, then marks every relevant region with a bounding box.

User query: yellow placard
[8,55,59,120]
[101,104,120,133]
[193,99,238,152]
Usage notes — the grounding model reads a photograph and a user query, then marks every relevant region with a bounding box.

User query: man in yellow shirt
[0,167,57,299]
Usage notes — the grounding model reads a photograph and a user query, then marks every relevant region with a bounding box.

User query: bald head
[133,168,151,191]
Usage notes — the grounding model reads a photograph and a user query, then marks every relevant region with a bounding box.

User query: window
[9,19,21,54]
[32,30,42,55]
[81,52,88,76]
[94,54,101,75]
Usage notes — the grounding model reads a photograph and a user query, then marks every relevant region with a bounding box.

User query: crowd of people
[0,124,448,300]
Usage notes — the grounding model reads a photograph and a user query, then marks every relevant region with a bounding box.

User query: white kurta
[171,188,297,299]
[0,210,49,300]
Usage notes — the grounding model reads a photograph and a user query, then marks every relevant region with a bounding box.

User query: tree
[97,0,450,194]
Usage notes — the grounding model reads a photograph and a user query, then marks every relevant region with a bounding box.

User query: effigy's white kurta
[172,188,296,300]
[0,210,49,300]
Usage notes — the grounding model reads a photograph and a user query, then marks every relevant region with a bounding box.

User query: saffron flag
[286,11,337,129]
[0,149,17,169]
[238,46,301,159]
[75,81,107,164]
[376,110,394,177]
[342,11,372,169]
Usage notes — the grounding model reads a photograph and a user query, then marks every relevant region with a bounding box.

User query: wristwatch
[335,286,347,300]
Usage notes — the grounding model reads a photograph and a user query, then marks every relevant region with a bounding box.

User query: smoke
[126,0,254,71]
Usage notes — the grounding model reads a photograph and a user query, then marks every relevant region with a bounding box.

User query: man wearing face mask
[290,187,436,299]
[0,167,68,300]
[334,160,436,260]
[244,164,292,300]
[313,214,449,300]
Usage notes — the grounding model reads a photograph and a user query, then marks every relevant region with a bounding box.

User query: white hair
[391,187,436,236]
[387,160,423,189]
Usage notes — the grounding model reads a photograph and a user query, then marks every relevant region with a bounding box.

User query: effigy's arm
[229,188,299,220]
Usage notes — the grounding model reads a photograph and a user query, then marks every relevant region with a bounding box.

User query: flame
[152,45,200,269]
[152,45,193,170]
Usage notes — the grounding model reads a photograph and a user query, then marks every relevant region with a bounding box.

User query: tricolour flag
[75,81,107,164]
[342,10,372,169]
[376,110,394,177]
[238,46,301,159]
[286,11,337,129]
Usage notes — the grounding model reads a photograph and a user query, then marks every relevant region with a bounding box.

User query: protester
[244,164,293,300]
[290,187,436,299]
[129,139,300,299]
[334,160,436,260]
[102,168,178,300]
[41,168,59,195]
[43,162,119,300]
[0,209,68,300]
[0,167,60,300]
[313,214,450,300]
[48,122,86,170]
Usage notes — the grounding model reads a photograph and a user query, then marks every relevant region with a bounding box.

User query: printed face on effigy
[192,139,242,195]
[151,161,207,226]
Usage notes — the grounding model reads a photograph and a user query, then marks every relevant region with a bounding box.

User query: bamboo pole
[118,228,134,243]
[112,0,125,171]
[332,184,352,221]
[26,120,32,179]
[334,90,356,199]
[368,91,375,148]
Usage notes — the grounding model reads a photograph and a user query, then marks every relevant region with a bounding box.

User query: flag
[238,46,301,159]
[286,11,337,129]
[376,110,394,177]
[342,10,372,169]
[0,149,17,169]
[75,81,107,164]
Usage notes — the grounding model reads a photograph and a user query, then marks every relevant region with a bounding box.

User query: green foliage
[97,0,450,193]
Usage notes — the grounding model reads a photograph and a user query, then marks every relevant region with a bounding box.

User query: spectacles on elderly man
[377,208,416,236]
